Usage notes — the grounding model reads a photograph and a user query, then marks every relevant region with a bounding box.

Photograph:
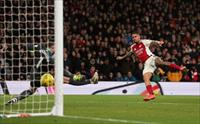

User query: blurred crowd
[63,0,200,82]
[0,0,200,82]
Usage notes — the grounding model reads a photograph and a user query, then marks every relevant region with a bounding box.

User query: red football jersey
[130,40,154,63]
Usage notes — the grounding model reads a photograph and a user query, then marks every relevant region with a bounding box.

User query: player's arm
[34,45,53,68]
[131,54,136,62]
[64,70,74,77]
[27,44,46,68]
[116,50,133,60]
[150,40,164,47]
[36,56,44,68]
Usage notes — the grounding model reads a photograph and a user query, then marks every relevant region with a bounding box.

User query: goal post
[53,0,64,116]
[0,0,63,118]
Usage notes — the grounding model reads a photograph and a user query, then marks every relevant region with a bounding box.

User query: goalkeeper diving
[5,43,98,105]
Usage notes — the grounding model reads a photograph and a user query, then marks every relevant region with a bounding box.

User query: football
[40,73,55,87]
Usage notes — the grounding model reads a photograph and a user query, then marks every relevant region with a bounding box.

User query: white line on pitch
[72,101,198,106]
[134,101,195,105]
[63,115,158,124]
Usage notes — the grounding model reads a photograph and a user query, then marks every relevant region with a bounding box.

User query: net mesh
[0,0,55,116]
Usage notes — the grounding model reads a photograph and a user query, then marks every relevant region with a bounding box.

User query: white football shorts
[143,56,158,75]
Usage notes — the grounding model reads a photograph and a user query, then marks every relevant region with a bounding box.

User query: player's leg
[5,86,37,105]
[5,70,41,105]
[143,72,155,101]
[155,57,186,71]
[142,56,157,101]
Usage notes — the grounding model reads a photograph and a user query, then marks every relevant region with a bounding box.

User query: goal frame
[0,0,63,118]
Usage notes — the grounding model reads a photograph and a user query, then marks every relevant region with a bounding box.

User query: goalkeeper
[5,43,98,105]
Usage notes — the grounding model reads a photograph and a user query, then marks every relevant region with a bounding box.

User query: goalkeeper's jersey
[27,44,54,73]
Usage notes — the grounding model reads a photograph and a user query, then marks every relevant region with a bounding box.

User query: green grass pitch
[0,95,199,124]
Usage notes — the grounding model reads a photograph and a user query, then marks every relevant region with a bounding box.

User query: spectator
[63,0,199,81]
[134,62,143,81]
[105,72,115,81]
[1,0,199,82]
[191,67,198,82]
[152,69,161,82]
[123,71,136,81]
[115,72,124,81]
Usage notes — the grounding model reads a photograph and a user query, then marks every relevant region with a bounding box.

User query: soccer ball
[40,73,55,87]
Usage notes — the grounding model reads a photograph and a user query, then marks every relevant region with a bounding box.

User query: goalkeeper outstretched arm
[5,43,55,105]
[63,70,99,85]
[5,70,99,105]
[5,42,98,105]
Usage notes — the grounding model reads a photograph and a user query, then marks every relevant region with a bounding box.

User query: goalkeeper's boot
[5,98,18,105]
[90,72,99,84]
[143,94,155,102]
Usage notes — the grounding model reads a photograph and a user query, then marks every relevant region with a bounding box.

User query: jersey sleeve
[141,39,154,47]
[28,43,54,68]
[64,70,73,77]
[27,43,53,60]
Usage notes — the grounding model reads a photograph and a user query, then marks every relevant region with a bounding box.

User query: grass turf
[0,95,199,124]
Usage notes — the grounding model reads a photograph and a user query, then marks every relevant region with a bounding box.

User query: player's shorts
[30,68,42,88]
[30,80,41,87]
[143,56,158,75]
[29,62,53,88]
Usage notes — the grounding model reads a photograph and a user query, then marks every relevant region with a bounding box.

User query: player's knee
[143,73,152,81]
[143,77,150,82]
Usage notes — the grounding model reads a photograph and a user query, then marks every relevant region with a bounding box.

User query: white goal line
[63,115,159,124]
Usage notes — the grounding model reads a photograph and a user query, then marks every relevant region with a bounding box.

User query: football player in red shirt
[117,33,186,101]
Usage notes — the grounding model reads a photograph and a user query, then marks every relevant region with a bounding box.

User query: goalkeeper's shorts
[30,72,42,88]
[30,80,41,88]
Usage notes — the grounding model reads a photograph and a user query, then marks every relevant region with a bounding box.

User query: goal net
[0,0,63,117]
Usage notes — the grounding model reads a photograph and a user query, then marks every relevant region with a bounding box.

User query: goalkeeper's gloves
[72,72,83,81]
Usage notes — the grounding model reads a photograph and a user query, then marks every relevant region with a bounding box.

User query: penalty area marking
[63,115,158,124]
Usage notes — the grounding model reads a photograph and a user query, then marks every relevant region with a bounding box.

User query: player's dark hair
[132,31,140,35]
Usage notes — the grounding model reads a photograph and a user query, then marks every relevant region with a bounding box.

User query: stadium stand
[0,0,199,82]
